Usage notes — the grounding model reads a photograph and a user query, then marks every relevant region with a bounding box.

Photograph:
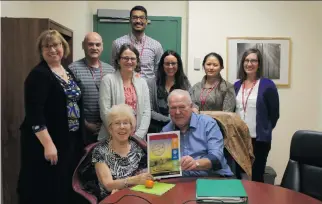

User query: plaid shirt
[111,33,163,79]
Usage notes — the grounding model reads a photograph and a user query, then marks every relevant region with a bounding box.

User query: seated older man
[162,89,233,177]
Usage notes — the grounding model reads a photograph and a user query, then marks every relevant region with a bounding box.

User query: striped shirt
[68,58,115,123]
[111,33,163,79]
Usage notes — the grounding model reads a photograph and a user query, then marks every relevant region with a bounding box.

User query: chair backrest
[281,130,322,201]
[72,142,100,204]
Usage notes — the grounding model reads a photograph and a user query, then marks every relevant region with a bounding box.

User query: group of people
[17,5,280,204]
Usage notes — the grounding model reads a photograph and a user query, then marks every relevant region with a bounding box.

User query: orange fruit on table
[145,180,154,188]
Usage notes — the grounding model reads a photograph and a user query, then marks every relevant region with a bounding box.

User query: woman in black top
[17,30,85,204]
[146,50,191,133]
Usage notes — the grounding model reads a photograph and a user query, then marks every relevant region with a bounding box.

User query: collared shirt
[68,58,114,123]
[161,113,233,177]
[111,33,164,79]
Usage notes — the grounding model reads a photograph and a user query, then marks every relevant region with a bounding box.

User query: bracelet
[123,178,129,188]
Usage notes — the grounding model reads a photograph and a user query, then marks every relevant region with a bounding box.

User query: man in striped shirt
[111,5,164,79]
[69,32,114,144]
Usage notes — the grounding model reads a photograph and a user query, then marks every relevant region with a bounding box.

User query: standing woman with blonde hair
[18,30,85,203]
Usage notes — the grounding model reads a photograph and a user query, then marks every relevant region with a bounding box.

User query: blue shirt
[161,113,233,177]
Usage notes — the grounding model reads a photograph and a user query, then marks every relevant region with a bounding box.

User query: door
[93,15,182,64]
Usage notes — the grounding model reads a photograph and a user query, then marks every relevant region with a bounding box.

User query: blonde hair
[105,104,136,132]
[36,29,70,59]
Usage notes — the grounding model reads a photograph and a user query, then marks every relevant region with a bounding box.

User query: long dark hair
[238,48,263,82]
[114,43,141,73]
[156,50,188,89]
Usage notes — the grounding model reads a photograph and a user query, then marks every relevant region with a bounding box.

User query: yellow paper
[130,182,175,196]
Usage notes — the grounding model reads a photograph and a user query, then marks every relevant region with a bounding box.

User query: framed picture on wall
[226,37,291,87]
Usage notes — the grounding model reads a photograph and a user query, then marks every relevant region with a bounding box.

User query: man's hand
[85,120,101,134]
[181,155,198,171]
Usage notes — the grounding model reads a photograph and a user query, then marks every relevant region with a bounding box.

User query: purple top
[234,78,280,142]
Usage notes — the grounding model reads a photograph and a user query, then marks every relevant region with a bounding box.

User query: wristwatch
[195,161,200,168]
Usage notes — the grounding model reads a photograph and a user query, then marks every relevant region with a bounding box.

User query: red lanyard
[130,34,146,57]
[242,80,257,116]
[84,59,103,81]
[199,81,219,111]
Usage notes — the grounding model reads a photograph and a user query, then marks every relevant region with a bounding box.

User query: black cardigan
[20,60,86,150]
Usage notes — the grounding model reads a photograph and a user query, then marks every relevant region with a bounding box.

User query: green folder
[196,179,248,204]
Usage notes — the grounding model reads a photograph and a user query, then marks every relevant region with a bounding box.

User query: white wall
[1,1,34,17]
[2,0,322,185]
[188,1,322,184]
[88,1,188,69]
[1,1,91,61]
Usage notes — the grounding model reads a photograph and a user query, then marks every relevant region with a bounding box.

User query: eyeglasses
[42,42,62,50]
[164,62,178,67]
[131,15,147,21]
[112,121,131,128]
[169,106,189,113]
[244,59,258,64]
[120,57,137,62]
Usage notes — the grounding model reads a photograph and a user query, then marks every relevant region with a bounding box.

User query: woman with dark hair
[146,50,191,132]
[234,48,279,183]
[190,52,236,112]
[97,43,151,140]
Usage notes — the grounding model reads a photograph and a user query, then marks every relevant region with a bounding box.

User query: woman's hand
[135,172,154,185]
[192,107,199,114]
[44,143,58,165]
[111,189,119,194]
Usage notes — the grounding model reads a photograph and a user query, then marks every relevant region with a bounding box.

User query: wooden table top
[100,177,322,204]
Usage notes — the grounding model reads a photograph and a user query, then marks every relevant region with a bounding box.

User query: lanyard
[130,34,146,57]
[83,59,103,90]
[242,80,257,119]
[199,81,219,111]
[130,34,146,77]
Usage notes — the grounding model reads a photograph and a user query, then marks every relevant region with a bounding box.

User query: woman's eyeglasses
[120,57,137,62]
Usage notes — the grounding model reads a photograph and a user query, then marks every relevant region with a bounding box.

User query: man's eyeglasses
[42,42,62,50]
[164,62,178,67]
[244,59,258,64]
[120,57,137,62]
[131,16,147,21]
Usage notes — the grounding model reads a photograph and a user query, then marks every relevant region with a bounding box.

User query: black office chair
[280,130,322,201]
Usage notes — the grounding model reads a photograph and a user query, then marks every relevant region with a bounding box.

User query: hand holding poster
[147,131,182,179]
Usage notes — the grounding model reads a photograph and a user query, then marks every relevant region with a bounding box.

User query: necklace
[51,66,66,77]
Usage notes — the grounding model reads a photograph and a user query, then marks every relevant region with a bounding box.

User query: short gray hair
[167,89,192,105]
[105,104,136,130]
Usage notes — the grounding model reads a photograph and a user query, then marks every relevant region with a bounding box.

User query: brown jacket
[201,111,255,178]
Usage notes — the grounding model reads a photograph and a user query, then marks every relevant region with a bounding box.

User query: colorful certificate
[147,131,182,179]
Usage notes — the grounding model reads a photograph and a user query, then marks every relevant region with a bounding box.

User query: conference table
[100,177,322,204]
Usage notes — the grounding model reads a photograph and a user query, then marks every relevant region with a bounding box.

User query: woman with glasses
[98,43,150,141]
[190,52,236,112]
[81,104,152,201]
[18,30,85,203]
[146,50,191,133]
[234,48,279,183]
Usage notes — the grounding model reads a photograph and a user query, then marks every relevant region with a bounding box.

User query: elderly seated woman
[81,104,153,201]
